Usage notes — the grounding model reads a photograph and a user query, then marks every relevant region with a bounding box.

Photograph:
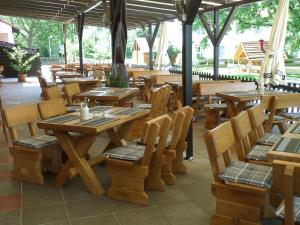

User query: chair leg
[173,142,188,174]
[107,161,149,206]
[161,150,176,185]
[145,153,165,192]
[10,147,44,184]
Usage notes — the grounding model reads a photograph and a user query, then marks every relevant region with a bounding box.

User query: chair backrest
[168,110,185,150]
[272,160,300,225]
[4,103,39,140]
[44,86,62,100]
[175,106,194,150]
[204,121,236,182]
[199,81,254,96]
[141,114,172,167]
[160,85,172,114]
[38,98,67,120]
[273,93,300,110]
[231,110,254,161]
[38,76,47,89]
[64,83,81,105]
[154,75,182,85]
[248,103,266,141]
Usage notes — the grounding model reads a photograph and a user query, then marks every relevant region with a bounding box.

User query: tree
[193,0,300,57]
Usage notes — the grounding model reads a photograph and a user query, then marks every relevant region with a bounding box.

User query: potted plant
[5,46,40,82]
[167,45,181,66]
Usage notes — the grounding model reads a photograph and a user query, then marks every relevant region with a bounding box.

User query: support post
[182,23,193,158]
[144,23,160,70]
[63,23,67,64]
[77,13,85,74]
[213,9,219,80]
[199,6,237,80]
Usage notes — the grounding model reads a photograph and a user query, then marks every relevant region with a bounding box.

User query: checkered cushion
[13,135,58,149]
[246,145,272,161]
[104,143,145,161]
[135,103,151,109]
[276,197,300,223]
[257,133,281,146]
[280,112,300,121]
[219,161,272,189]
[135,134,173,148]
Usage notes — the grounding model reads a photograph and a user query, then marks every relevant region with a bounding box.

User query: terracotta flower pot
[18,74,27,82]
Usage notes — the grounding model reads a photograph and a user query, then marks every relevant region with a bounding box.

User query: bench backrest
[199,81,255,96]
[38,98,67,120]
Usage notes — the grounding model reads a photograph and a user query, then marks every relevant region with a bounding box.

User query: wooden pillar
[63,23,67,64]
[77,13,85,74]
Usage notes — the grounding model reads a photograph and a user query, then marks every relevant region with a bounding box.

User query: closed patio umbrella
[155,22,170,70]
[259,0,289,90]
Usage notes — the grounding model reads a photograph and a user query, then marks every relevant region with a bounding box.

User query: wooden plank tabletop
[37,106,149,135]
[75,87,139,102]
[216,90,290,102]
[267,123,300,163]
[56,71,84,78]
[61,77,99,84]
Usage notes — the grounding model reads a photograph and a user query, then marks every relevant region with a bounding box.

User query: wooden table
[75,87,139,106]
[37,106,149,195]
[216,90,289,117]
[267,122,300,163]
[55,71,84,82]
[61,78,99,92]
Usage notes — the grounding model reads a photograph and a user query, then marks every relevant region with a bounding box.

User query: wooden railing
[169,68,300,93]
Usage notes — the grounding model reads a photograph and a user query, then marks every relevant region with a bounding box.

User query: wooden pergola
[0,0,263,157]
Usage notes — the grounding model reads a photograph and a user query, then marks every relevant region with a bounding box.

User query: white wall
[0,21,14,43]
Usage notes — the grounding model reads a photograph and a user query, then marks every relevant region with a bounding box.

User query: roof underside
[0,0,262,28]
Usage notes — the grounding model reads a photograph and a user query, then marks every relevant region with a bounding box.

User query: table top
[267,123,300,163]
[216,90,290,102]
[56,71,84,78]
[62,77,99,84]
[37,106,149,135]
[75,87,139,101]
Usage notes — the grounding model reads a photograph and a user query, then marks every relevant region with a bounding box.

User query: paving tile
[22,203,68,225]
[158,201,209,225]
[105,197,151,213]
[116,207,168,225]
[22,173,56,193]
[40,221,70,225]
[62,180,96,202]
[66,198,111,219]
[0,180,21,195]
[22,188,63,208]
[0,155,12,163]
[148,186,189,206]
[71,213,120,225]
[0,194,21,211]
[0,209,21,225]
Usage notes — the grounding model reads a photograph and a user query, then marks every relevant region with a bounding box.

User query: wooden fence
[169,68,300,93]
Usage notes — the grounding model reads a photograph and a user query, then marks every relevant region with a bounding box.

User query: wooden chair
[231,110,272,165]
[38,98,67,120]
[204,121,272,225]
[4,104,62,184]
[248,102,281,146]
[272,160,300,225]
[161,106,194,184]
[38,76,57,99]
[64,83,81,105]
[0,98,8,143]
[44,85,63,100]
[105,114,172,205]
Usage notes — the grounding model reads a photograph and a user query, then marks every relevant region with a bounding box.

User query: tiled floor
[0,79,280,225]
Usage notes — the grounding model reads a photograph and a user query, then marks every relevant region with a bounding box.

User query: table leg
[53,132,105,196]
[225,100,237,117]
[235,102,247,114]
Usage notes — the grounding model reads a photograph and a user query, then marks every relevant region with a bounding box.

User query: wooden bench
[202,81,256,129]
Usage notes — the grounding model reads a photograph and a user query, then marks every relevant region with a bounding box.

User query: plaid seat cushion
[219,161,272,189]
[246,145,272,161]
[13,135,58,149]
[104,143,145,161]
[135,134,173,148]
[135,103,151,109]
[257,133,281,146]
[276,197,300,223]
[280,112,300,121]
